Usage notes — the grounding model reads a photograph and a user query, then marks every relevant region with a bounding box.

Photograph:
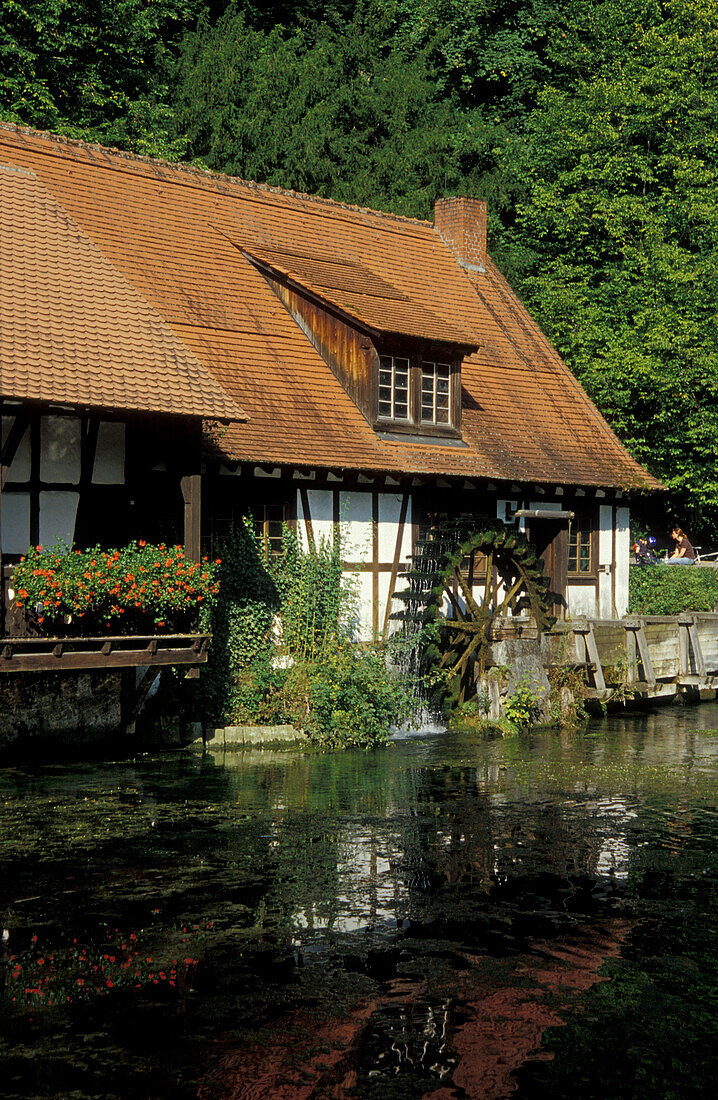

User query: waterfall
[388,524,461,736]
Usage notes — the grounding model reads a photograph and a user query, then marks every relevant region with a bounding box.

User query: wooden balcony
[0,566,210,674]
[0,632,210,674]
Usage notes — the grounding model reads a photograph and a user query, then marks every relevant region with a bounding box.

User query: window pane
[420,360,453,424]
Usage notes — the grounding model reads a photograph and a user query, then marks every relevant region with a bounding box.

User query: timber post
[572,619,606,692]
[180,419,202,563]
[677,614,707,686]
[623,617,656,690]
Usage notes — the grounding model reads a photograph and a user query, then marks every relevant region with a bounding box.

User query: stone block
[222,724,307,747]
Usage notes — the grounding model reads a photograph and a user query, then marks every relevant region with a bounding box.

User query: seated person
[665,526,697,564]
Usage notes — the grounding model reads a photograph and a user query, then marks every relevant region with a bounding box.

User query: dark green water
[1,707,717,1100]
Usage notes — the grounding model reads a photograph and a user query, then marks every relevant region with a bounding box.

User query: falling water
[389,524,462,735]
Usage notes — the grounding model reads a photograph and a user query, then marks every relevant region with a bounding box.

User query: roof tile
[0,124,660,489]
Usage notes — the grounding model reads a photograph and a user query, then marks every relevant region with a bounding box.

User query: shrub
[193,519,411,746]
[282,641,413,748]
[11,541,220,633]
[503,677,547,730]
[629,564,718,615]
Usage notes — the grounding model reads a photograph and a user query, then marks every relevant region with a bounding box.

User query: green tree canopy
[502,0,718,529]
[0,0,209,156]
[172,5,487,218]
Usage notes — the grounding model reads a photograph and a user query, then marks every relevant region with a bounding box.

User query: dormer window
[420,361,451,425]
[375,349,460,436]
[378,355,410,421]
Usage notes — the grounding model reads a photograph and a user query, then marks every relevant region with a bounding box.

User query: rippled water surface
[1,706,718,1099]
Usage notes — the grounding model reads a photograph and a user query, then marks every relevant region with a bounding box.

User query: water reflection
[1,706,717,1098]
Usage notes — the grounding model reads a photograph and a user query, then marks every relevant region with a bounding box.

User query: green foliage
[194,518,408,746]
[194,519,280,725]
[172,5,484,219]
[0,0,208,156]
[11,540,219,632]
[503,675,546,729]
[503,0,718,533]
[282,640,413,747]
[270,527,346,659]
[629,563,718,615]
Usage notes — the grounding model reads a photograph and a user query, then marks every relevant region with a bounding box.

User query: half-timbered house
[0,124,661,650]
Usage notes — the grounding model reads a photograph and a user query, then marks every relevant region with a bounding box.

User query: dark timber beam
[0,411,31,638]
[180,420,202,562]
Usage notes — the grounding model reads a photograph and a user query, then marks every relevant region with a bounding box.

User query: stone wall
[0,670,125,755]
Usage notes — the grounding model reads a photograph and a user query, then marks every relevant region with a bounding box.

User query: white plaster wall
[350,571,374,642]
[295,488,413,638]
[614,506,630,618]
[567,584,597,618]
[377,572,393,635]
[340,491,373,561]
[1,493,31,554]
[496,499,518,524]
[39,491,80,548]
[1,417,31,482]
[40,416,81,484]
[598,504,614,618]
[300,488,334,551]
[378,493,401,560]
[92,422,125,484]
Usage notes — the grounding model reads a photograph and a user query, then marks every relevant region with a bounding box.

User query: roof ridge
[0,122,434,231]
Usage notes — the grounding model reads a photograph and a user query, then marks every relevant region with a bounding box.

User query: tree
[172,6,485,218]
[501,0,718,534]
[0,0,209,156]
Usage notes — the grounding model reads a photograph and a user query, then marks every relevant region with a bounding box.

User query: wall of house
[296,485,413,642]
[1,413,126,554]
[203,469,631,639]
[292,483,631,636]
[1,410,194,560]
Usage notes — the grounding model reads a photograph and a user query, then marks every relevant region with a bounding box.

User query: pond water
[1,706,717,1100]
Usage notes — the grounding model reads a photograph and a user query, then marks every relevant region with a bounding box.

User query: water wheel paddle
[393,521,554,705]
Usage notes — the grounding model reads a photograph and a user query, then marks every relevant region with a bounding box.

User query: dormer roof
[241,242,478,347]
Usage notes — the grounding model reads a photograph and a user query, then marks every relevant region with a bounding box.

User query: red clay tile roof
[0,124,660,490]
[0,160,244,421]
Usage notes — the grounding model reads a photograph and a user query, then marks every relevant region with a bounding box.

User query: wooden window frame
[567,513,596,577]
[253,500,288,560]
[377,353,411,422]
[420,360,452,426]
[373,345,462,438]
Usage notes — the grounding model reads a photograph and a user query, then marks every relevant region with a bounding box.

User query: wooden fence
[545,613,718,701]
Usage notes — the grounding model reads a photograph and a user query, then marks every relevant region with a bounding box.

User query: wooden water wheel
[394,522,553,705]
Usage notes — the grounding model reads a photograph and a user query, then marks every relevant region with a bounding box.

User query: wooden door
[527,519,568,618]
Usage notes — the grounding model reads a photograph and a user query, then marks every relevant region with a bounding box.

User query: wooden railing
[544,614,718,700]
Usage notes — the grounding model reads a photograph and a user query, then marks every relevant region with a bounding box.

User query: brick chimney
[434,196,487,273]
